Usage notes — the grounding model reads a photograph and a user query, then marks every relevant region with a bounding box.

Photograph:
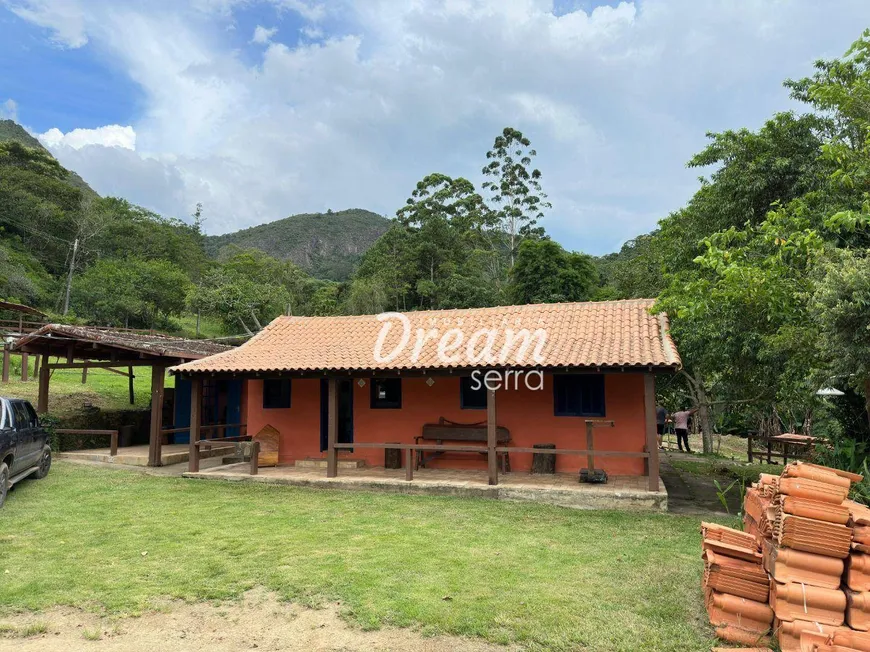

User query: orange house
[172,299,680,489]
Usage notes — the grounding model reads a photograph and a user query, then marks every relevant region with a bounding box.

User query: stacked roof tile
[706,461,870,652]
[702,522,773,647]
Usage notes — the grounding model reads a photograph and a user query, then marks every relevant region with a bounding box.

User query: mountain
[0,120,97,198]
[204,208,393,281]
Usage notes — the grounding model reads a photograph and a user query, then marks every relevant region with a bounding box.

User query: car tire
[33,447,51,480]
[0,463,8,508]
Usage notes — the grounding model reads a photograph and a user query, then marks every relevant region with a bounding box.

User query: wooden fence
[54,429,120,456]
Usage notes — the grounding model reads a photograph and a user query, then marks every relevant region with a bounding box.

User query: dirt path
[0,589,510,652]
[659,452,741,516]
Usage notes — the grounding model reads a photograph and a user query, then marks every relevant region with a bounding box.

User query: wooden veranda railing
[330,420,659,491]
[54,429,120,456]
[190,436,258,475]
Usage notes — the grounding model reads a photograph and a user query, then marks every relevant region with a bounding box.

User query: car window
[11,401,32,429]
[25,403,38,427]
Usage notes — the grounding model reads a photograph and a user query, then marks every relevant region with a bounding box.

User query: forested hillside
[0,119,97,197]
[204,209,391,281]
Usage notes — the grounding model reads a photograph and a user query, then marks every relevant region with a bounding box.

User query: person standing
[656,405,667,450]
[672,407,697,453]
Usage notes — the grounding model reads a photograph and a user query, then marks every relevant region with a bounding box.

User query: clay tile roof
[14,324,232,361]
[171,299,681,376]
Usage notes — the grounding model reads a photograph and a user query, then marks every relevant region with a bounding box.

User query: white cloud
[15,0,870,255]
[3,0,88,47]
[0,99,18,121]
[251,25,277,44]
[38,125,136,150]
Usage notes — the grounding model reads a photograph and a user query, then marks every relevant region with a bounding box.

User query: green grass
[0,621,48,638]
[0,463,720,651]
[670,457,780,485]
[172,313,226,340]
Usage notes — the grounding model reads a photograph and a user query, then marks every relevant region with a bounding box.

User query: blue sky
[2,0,870,255]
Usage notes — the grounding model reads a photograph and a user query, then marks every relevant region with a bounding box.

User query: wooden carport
[13,324,231,466]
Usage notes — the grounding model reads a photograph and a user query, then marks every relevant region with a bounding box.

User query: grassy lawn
[2,358,171,418]
[0,463,719,651]
[669,456,780,485]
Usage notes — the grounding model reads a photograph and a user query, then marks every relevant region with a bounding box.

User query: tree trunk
[695,384,714,454]
[680,370,714,454]
[864,378,870,432]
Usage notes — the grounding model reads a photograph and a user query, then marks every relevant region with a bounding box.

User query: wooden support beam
[148,366,166,467]
[405,446,414,481]
[326,377,338,478]
[47,360,156,370]
[644,373,659,492]
[487,388,498,485]
[81,365,88,384]
[249,441,260,476]
[128,366,135,405]
[586,421,596,473]
[20,352,28,382]
[66,345,74,364]
[1,344,9,384]
[37,354,49,414]
[188,376,202,473]
[32,353,39,380]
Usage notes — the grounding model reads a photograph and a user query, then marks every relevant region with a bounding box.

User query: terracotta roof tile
[763,539,844,590]
[771,582,846,626]
[846,554,870,592]
[707,590,774,633]
[847,590,870,632]
[171,299,680,375]
[776,619,837,652]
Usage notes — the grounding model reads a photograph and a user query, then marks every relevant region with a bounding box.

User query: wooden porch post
[644,373,659,492]
[20,353,28,382]
[188,376,202,473]
[487,388,498,485]
[128,366,135,405]
[2,343,9,383]
[148,365,166,467]
[81,365,88,384]
[326,377,338,478]
[37,354,50,414]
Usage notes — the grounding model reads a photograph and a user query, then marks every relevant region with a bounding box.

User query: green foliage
[481,127,550,265]
[72,257,190,328]
[204,209,391,281]
[351,173,504,312]
[510,238,598,304]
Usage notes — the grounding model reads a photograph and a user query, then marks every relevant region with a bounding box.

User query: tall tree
[510,238,598,305]
[481,127,550,267]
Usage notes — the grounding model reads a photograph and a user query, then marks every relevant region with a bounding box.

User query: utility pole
[62,238,79,316]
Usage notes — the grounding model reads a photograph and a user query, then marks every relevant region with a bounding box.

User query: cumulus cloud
[15,0,870,254]
[251,25,277,44]
[0,99,18,121]
[38,125,136,150]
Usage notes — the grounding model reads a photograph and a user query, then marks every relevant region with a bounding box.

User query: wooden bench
[416,417,511,472]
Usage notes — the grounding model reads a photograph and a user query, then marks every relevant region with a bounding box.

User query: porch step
[295,458,366,470]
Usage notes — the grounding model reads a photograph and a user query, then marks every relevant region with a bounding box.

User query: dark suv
[0,398,51,508]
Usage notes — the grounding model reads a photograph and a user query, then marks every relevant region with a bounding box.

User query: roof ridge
[274,298,658,323]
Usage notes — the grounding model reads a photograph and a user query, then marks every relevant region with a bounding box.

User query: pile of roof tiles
[703,461,870,652]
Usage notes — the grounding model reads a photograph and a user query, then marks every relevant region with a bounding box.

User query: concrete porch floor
[184,464,668,511]
[57,443,235,467]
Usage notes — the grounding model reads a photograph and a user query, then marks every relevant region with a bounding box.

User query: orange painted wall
[245,373,649,475]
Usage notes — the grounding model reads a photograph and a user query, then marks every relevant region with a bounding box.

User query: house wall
[244,372,649,475]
